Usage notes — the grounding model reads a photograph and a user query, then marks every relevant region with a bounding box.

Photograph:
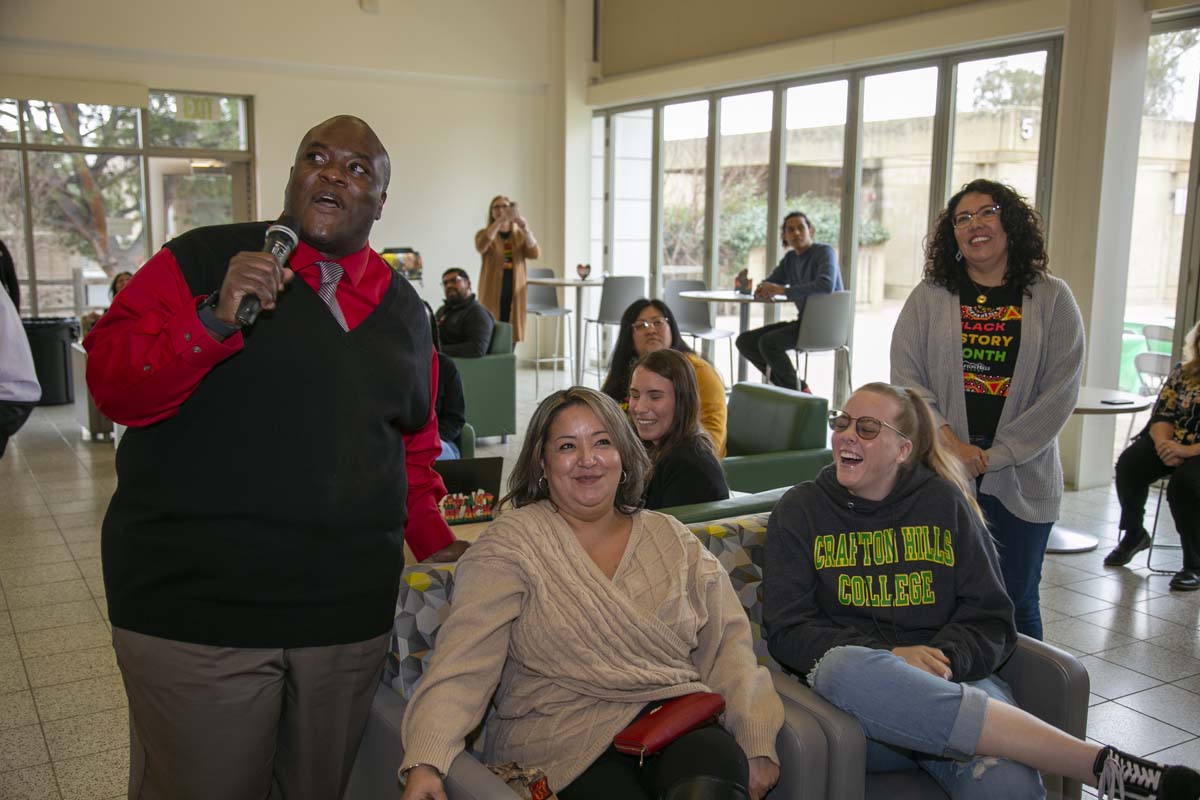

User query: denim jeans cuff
[944,682,988,760]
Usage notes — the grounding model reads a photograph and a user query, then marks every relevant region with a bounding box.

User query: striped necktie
[316,260,349,331]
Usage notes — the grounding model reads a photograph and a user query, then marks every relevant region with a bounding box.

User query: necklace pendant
[977,293,988,305]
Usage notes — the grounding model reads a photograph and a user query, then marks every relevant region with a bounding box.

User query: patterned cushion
[385,563,459,699]
[687,513,771,663]
[384,511,776,697]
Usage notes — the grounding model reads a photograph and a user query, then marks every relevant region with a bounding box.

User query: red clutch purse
[613,692,726,766]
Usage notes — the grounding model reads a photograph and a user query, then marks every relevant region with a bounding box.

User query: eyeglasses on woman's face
[491,202,512,211]
[828,410,910,440]
[631,317,668,332]
[951,204,1001,228]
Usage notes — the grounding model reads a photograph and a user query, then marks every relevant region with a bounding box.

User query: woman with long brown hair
[475,195,539,343]
[1106,321,1200,590]
[629,348,729,509]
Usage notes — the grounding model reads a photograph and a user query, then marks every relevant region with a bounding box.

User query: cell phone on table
[1100,398,1134,405]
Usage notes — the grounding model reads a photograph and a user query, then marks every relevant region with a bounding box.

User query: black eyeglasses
[951,204,1001,228]
[442,277,464,287]
[828,410,910,440]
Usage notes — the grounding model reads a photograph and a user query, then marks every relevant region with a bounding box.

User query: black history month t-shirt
[960,282,1023,441]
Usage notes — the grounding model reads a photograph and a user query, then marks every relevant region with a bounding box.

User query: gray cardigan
[890,275,1084,524]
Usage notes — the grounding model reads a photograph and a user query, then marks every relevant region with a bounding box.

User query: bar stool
[526,267,572,396]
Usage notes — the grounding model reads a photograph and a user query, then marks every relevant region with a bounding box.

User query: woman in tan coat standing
[475,195,539,343]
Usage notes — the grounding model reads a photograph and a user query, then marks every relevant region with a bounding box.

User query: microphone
[234,215,300,327]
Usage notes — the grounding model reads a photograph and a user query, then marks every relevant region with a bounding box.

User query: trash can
[22,317,80,406]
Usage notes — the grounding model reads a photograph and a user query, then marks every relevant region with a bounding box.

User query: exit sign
[176,95,221,123]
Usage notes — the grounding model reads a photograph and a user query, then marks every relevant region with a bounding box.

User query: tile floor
[1,365,1198,798]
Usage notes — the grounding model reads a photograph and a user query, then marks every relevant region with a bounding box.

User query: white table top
[677,289,790,304]
[526,276,603,287]
[1073,386,1154,415]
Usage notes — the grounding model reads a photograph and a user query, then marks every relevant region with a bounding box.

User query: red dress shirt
[84,239,454,560]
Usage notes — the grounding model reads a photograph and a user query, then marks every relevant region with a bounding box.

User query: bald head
[299,115,391,191]
[283,115,391,258]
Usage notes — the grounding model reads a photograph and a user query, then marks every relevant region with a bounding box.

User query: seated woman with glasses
[399,387,782,800]
[629,348,729,510]
[601,299,728,456]
[762,381,1200,800]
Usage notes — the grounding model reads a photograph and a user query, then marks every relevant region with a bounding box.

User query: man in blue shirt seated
[735,211,843,392]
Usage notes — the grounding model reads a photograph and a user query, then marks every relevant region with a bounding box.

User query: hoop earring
[537,475,547,490]
[955,250,963,262]
[619,470,628,485]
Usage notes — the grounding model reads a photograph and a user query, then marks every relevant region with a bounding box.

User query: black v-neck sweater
[102,222,432,648]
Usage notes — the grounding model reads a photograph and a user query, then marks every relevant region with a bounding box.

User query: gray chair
[795,291,852,407]
[526,267,572,395]
[1145,477,1179,575]
[772,635,1089,800]
[1143,323,1174,352]
[582,275,645,383]
[665,279,735,385]
[1134,351,1171,397]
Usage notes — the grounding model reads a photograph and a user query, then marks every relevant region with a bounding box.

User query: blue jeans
[810,646,1044,799]
[977,493,1053,640]
[436,439,460,461]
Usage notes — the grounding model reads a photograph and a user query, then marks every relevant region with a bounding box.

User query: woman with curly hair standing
[891,179,1084,639]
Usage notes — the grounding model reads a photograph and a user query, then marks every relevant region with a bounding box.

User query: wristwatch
[196,292,239,340]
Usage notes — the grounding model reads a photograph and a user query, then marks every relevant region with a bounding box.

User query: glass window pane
[590,116,606,273]
[148,157,237,250]
[1,100,18,143]
[1113,27,1200,459]
[29,151,145,313]
[950,51,1047,200]
[0,150,29,313]
[147,91,249,150]
[856,66,938,386]
[662,100,708,288]
[23,101,139,149]
[716,90,773,377]
[784,80,848,263]
[612,109,652,279]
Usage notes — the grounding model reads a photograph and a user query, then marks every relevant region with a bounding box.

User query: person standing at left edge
[84,116,461,800]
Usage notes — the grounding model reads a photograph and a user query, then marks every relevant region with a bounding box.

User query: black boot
[1094,744,1200,799]
[659,775,750,800]
[1104,529,1151,567]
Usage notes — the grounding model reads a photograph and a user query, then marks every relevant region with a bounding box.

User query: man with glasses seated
[435,267,495,357]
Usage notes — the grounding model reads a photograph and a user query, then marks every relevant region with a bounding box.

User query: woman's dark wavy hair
[924,179,1048,296]
[109,271,133,300]
[600,299,695,404]
[631,348,714,470]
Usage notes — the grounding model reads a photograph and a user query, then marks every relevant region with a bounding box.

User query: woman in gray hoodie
[763,382,1198,800]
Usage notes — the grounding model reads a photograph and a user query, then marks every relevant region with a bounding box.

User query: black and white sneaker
[1094,745,1200,799]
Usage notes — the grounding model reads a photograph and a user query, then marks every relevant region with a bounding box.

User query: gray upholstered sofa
[345,513,829,799]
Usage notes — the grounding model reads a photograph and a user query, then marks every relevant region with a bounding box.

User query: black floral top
[1150,363,1200,445]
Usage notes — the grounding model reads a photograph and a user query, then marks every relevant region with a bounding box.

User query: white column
[1047,0,1150,489]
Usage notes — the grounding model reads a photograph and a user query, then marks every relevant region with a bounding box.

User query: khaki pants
[112,627,389,800]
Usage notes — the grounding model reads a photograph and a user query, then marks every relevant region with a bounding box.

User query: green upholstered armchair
[721,383,832,494]
[450,322,516,442]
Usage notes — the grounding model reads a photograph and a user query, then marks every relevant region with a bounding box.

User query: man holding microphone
[85,115,457,799]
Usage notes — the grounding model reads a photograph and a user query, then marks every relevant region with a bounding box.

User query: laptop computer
[432,456,503,525]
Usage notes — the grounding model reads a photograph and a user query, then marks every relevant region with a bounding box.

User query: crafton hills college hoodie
[763,463,1018,684]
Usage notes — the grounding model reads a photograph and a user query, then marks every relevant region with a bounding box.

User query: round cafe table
[1046,386,1155,554]
[677,289,790,382]
[526,276,603,385]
